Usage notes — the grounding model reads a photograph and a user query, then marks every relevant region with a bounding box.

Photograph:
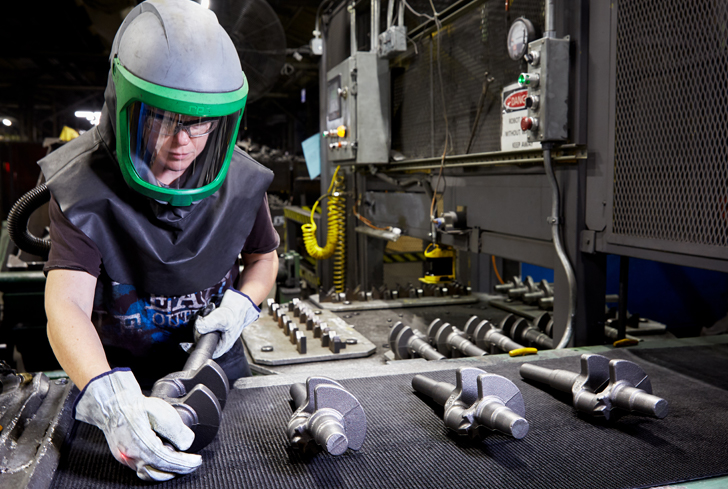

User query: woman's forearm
[45,269,110,389]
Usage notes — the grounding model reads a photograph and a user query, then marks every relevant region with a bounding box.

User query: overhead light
[75,111,102,126]
[200,0,210,8]
[2,119,11,127]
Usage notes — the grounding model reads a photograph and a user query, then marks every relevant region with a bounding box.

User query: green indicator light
[518,74,528,85]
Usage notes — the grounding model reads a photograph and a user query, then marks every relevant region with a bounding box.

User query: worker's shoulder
[39,128,106,181]
[231,146,273,176]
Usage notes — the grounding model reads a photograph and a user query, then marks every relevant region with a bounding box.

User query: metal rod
[617,256,629,340]
[385,153,582,172]
[290,382,308,409]
[370,0,380,52]
[544,0,556,38]
[184,332,220,372]
[349,2,357,57]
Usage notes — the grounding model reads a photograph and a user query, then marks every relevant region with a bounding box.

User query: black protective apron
[39,109,274,296]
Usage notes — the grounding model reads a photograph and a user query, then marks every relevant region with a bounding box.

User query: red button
[521,117,533,131]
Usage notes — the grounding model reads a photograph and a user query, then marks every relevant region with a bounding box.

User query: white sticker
[501,82,541,152]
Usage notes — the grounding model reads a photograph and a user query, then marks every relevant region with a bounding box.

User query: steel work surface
[50,339,728,489]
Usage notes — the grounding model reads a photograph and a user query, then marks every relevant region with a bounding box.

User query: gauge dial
[507,18,536,61]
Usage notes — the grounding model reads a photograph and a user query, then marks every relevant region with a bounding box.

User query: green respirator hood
[112,58,248,206]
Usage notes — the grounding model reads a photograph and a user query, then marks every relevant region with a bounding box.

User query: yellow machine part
[419,243,456,284]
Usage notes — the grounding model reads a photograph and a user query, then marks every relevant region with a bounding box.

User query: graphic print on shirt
[93,268,235,356]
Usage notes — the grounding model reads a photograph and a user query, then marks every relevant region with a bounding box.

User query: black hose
[7,183,51,260]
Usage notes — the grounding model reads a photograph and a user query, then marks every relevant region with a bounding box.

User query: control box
[325,52,390,164]
[518,37,570,142]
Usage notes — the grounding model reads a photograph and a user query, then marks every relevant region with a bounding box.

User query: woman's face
[146,115,212,185]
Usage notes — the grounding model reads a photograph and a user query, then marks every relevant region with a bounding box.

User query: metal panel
[325,53,390,164]
[605,0,728,263]
[445,174,553,241]
[363,191,432,236]
[391,0,545,159]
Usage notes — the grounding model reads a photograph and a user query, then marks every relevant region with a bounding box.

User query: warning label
[501,82,541,152]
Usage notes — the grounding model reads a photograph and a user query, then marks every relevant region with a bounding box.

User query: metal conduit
[543,143,577,348]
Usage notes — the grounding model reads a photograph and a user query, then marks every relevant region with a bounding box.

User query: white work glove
[194,288,260,359]
[74,368,202,482]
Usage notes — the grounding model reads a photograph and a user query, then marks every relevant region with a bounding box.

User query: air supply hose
[7,183,51,260]
[301,166,347,292]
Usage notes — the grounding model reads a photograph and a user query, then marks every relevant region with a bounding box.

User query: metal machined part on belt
[499,314,553,350]
[520,353,668,420]
[427,319,488,358]
[287,377,367,455]
[389,321,446,360]
[412,367,529,440]
[462,316,525,353]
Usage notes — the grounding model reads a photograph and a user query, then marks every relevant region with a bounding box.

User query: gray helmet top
[103,0,243,134]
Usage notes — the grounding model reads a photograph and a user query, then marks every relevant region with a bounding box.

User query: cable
[427,0,451,234]
[542,143,577,349]
[492,255,505,285]
[402,0,435,21]
[353,199,389,231]
[301,166,347,292]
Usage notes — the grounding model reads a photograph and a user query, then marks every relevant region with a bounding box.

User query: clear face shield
[127,102,240,191]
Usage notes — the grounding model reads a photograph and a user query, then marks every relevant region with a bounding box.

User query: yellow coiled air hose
[301,166,347,292]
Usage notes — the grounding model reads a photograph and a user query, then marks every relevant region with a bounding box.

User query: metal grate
[392,0,544,160]
[613,0,728,247]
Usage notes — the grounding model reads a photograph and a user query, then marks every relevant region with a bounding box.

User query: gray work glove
[194,288,260,359]
[74,368,202,481]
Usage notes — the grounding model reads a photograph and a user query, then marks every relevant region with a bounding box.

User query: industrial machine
[3,1,728,488]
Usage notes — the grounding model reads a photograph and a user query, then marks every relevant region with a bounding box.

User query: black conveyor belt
[51,344,728,489]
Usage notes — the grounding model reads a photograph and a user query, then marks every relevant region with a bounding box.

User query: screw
[346,338,358,345]
[261,345,274,352]
[55,378,69,385]
[344,301,352,305]
[315,310,322,315]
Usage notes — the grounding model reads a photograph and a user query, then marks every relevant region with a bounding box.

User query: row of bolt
[495,276,554,309]
[267,298,347,354]
[320,282,472,304]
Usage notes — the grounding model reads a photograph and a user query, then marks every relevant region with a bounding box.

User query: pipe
[386,0,394,29]
[349,2,357,57]
[617,256,629,340]
[7,183,51,259]
[371,0,380,53]
[544,0,556,39]
[542,143,577,349]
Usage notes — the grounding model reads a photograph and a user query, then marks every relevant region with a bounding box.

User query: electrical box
[378,25,407,58]
[325,52,390,164]
[518,37,570,142]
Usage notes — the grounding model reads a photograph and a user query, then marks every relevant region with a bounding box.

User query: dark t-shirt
[45,193,280,358]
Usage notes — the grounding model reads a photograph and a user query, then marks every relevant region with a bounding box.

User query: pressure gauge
[507,17,536,61]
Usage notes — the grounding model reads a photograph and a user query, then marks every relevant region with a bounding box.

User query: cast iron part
[427,319,488,358]
[151,298,230,453]
[412,367,529,439]
[462,316,525,353]
[520,354,668,420]
[499,314,554,349]
[287,377,367,455]
[389,321,446,360]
